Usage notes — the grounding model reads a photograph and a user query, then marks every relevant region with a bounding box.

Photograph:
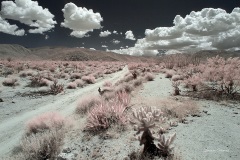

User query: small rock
[57,156,67,160]
[233,112,238,114]
[203,110,208,114]
[62,147,71,153]
[0,98,3,102]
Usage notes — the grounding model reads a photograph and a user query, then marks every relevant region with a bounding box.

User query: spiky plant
[131,106,164,157]
[156,133,176,157]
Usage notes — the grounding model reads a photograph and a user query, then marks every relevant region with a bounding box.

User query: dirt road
[0,66,129,158]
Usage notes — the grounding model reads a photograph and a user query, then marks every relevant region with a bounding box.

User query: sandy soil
[132,74,240,160]
[0,66,129,158]
[170,100,240,160]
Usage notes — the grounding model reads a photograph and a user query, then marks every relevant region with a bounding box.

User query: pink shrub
[40,78,51,86]
[86,101,127,131]
[26,112,66,135]
[132,78,143,87]
[74,79,84,87]
[76,95,102,114]
[183,73,202,91]
[67,82,77,89]
[144,73,155,81]
[2,76,18,86]
[202,56,240,95]
[165,70,175,78]
[70,73,81,79]
[116,83,134,94]
[103,81,112,87]
[171,75,184,81]
[82,75,96,84]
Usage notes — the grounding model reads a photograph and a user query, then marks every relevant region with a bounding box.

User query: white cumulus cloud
[0,0,56,34]
[101,45,108,48]
[99,30,111,37]
[111,47,158,56]
[0,15,25,36]
[113,30,118,34]
[112,39,120,44]
[125,30,136,40]
[144,7,240,51]
[61,2,103,38]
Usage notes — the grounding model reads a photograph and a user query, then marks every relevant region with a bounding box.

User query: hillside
[0,44,40,60]
[0,44,153,62]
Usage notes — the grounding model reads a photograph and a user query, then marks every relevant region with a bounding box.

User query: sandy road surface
[0,66,129,158]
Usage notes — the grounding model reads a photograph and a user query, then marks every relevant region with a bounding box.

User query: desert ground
[0,53,240,160]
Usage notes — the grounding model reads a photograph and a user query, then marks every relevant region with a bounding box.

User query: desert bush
[103,81,112,87]
[202,56,240,96]
[2,67,14,77]
[85,92,130,132]
[2,76,18,86]
[29,75,51,87]
[172,81,181,96]
[116,83,134,94]
[82,75,96,84]
[132,78,143,87]
[67,82,77,89]
[74,79,84,87]
[171,75,184,82]
[144,73,155,81]
[163,53,200,69]
[123,74,134,82]
[49,80,64,95]
[183,73,202,91]
[70,73,81,79]
[160,99,199,122]
[76,95,102,114]
[165,70,175,78]
[21,129,65,160]
[26,112,66,135]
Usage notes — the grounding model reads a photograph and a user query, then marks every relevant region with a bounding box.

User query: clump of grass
[160,98,199,122]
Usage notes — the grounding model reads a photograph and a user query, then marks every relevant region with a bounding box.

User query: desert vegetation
[1,54,240,160]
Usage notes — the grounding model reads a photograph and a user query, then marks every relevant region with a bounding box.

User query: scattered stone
[62,147,71,153]
[192,114,201,117]
[203,110,208,114]
[57,156,67,160]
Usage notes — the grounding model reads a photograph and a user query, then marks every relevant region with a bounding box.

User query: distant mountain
[0,44,153,62]
[0,44,39,60]
[194,50,240,59]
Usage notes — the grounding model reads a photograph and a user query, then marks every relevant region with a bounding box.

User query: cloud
[0,15,24,36]
[113,7,240,56]
[112,39,120,44]
[0,0,56,34]
[113,30,118,34]
[125,30,136,40]
[45,35,49,40]
[99,30,111,37]
[111,47,158,56]
[61,2,103,38]
[143,7,240,51]
[101,45,108,48]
